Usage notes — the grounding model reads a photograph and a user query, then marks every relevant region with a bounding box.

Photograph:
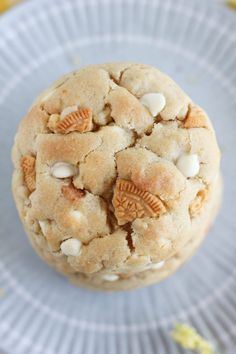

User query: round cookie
[12,63,221,291]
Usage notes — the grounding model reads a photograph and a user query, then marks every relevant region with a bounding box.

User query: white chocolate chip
[51,162,78,178]
[147,261,165,270]
[140,93,166,116]
[119,260,165,273]
[95,111,108,125]
[94,106,112,126]
[102,274,119,282]
[176,153,200,178]
[60,238,82,256]
[61,105,78,119]
[119,255,151,272]
[176,105,188,119]
[38,220,47,235]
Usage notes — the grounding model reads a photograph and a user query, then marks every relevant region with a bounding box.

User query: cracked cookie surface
[12,63,221,291]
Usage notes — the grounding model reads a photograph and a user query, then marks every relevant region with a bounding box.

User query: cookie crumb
[183,105,208,129]
[62,184,85,201]
[172,323,218,354]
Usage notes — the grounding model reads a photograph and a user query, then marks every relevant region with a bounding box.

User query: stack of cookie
[12,63,221,291]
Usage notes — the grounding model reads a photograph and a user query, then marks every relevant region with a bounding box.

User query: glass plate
[0,0,236,353]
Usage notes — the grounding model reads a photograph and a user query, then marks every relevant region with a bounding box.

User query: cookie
[12,63,221,291]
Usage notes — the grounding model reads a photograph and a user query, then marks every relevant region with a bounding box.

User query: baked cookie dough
[12,63,221,291]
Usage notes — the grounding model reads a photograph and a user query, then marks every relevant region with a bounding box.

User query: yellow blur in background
[0,0,21,13]
[0,0,236,13]
[228,0,236,8]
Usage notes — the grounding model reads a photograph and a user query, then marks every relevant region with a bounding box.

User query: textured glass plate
[0,0,236,353]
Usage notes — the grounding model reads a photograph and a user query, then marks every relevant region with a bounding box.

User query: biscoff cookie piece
[12,63,221,291]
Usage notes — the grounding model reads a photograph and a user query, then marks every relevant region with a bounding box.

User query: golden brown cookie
[12,63,221,291]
